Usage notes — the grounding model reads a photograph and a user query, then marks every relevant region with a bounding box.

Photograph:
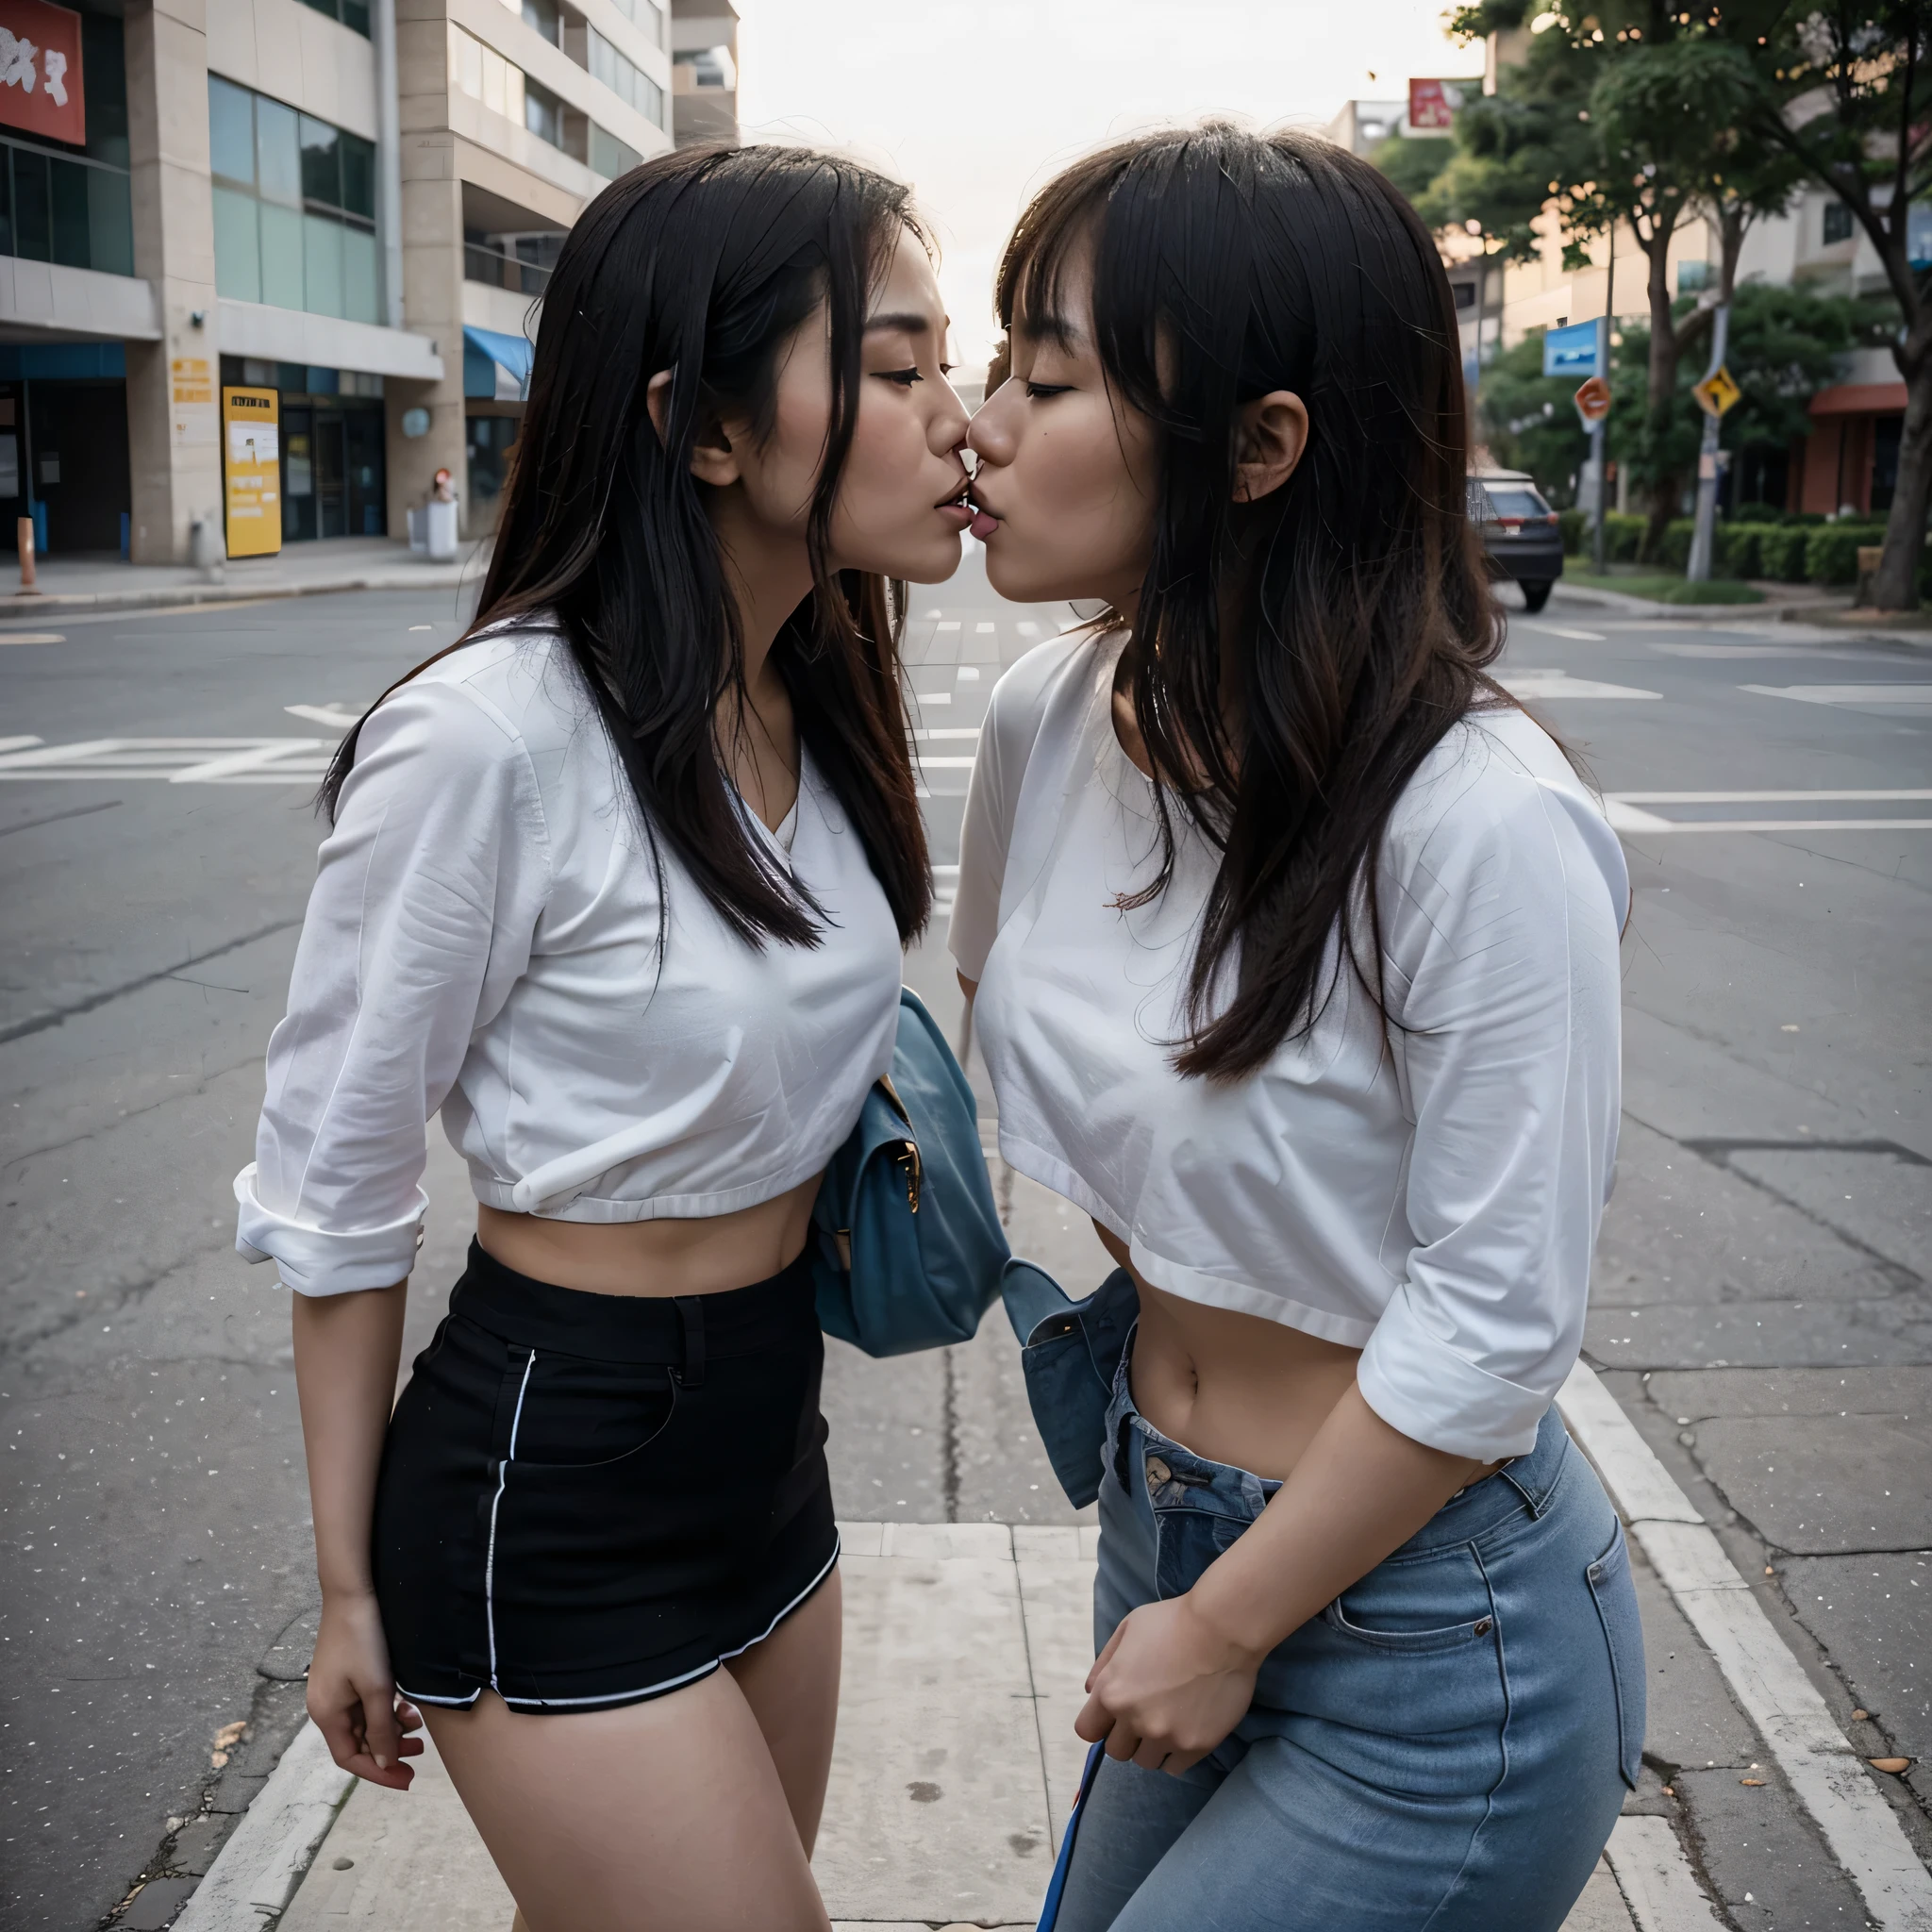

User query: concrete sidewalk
[253,1523,1641,1932]
[0,537,487,617]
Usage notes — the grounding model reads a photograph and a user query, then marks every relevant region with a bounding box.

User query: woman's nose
[966,409,1008,465]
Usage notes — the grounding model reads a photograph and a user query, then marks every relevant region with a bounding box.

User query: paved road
[0,564,1926,1928]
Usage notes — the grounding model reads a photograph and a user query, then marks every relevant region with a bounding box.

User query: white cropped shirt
[235,625,903,1296]
[949,633,1627,1461]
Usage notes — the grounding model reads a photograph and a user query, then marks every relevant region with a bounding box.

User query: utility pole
[1686,294,1731,582]
[1591,221,1616,576]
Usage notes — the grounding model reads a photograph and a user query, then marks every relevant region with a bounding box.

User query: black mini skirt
[372,1240,838,1714]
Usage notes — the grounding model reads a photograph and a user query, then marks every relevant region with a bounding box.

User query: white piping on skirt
[486,1349,537,1691]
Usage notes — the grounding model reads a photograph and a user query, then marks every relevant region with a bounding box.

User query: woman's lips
[966,491,1002,540]
[937,501,974,530]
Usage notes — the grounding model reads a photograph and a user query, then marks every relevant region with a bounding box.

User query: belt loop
[674,1296,707,1389]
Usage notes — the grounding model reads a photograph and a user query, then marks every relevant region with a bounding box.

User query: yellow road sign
[1693,365,1741,418]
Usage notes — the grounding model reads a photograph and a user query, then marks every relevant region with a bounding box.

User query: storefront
[463,325,529,534]
[0,341,130,555]
[218,357,387,544]
[1795,381,1907,518]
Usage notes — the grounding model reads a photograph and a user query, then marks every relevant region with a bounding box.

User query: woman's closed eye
[876,366,924,386]
[1025,381,1073,400]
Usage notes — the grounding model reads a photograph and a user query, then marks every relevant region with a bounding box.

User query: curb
[0,568,476,620]
[1549,584,1780,621]
[169,1723,353,1932]
[1557,1360,1932,1931]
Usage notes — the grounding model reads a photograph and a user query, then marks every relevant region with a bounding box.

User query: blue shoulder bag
[810,987,1012,1356]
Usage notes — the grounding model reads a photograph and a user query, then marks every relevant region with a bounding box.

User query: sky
[733,0,1484,375]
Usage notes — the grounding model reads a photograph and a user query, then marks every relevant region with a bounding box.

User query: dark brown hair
[997,124,1505,1079]
[325,143,931,948]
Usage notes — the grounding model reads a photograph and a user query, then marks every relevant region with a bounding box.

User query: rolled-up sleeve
[235,677,550,1295]
[1355,770,1625,1461]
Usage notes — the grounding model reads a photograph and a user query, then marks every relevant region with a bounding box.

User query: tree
[1725,1,1932,608]
[1427,5,1798,550]
[1372,133,1457,206]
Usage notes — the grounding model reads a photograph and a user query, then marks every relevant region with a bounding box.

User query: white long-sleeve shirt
[236,625,903,1296]
[949,631,1627,1462]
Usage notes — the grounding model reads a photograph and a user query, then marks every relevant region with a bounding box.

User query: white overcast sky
[734,1,1483,374]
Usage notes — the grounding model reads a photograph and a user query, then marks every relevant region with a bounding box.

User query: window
[1824,201,1855,245]
[1676,258,1711,293]
[525,78,564,150]
[207,76,380,324]
[0,14,134,277]
[296,0,371,39]
[1451,280,1476,311]
[588,28,665,128]
[590,123,641,178]
[672,45,735,89]
[607,0,666,49]
[520,0,560,45]
[451,26,527,129]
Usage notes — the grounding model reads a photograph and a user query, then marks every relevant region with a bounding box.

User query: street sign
[1407,77,1467,132]
[1574,375,1612,423]
[0,0,85,148]
[1543,320,1601,378]
[1692,365,1742,418]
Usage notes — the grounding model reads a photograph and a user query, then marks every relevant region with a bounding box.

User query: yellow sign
[1693,365,1741,418]
[222,387,282,558]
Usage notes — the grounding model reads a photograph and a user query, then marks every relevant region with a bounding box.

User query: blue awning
[463,325,533,402]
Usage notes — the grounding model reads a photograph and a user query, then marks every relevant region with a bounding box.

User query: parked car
[1469,470,1564,613]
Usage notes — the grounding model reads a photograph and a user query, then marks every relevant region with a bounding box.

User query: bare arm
[1076,1382,1492,1772]
[292,1282,423,1789]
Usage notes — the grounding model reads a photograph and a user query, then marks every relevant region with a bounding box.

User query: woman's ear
[1232,390,1309,504]
[645,368,741,488]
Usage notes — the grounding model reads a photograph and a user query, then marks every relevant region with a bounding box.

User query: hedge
[1719,525,1768,579]
[1806,525,1886,586]
[1758,526,1812,582]
[1604,511,1646,562]
[1557,508,1588,555]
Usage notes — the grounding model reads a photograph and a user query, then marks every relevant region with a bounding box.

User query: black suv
[1469,471,1564,613]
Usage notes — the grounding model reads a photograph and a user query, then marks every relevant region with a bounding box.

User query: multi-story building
[0,0,675,565]
[668,0,733,148]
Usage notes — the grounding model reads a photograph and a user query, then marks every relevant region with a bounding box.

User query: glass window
[86,168,134,277]
[259,201,305,308]
[256,97,301,207]
[50,158,91,268]
[340,132,375,220]
[522,0,559,44]
[342,224,378,324]
[12,148,50,261]
[341,0,369,34]
[80,15,130,170]
[208,76,255,186]
[1823,201,1854,245]
[590,123,640,179]
[299,115,341,210]
[303,212,344,318]
[525,79,562,149]
[212,186,261,301]
[1484,486,1553,521]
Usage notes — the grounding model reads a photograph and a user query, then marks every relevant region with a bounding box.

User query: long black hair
[324,143,931,947]
[996,124,1505,1080]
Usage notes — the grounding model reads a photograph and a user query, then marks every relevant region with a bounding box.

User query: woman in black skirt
[233,145,974,1928]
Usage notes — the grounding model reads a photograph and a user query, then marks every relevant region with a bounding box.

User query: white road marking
[1558,1360,1932,1930]
[914,691,952,705]
[1502,670,1662,700]
[285,704,361,730]
[957,667,981,682]
[0,738,330,782]
[0,735,42,753]
[1612,790,1932,804]
[931,864,959,877]
[1519,624,1607,641]
[914,728,983,741]
[0,631,65,645]
[1017,621,1041,636]
[919,758,978,769]
[935,621,960,633]
[975,622,996,634]
[1602,1816,1727,1930]
[1741,683,1932,707]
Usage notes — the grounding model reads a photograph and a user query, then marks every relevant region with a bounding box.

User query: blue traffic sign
[1543,320,1602,378]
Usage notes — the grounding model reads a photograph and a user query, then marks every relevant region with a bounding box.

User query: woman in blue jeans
[949,125,1642,1928]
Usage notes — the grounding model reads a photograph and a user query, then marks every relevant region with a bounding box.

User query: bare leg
[426,1670,832,1932]
[723,1565,842,1855]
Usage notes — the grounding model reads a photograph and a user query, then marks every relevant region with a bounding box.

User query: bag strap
[1034,1740,1107,1930]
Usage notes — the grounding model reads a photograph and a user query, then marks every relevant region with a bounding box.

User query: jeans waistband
[451,1238,818,1372]
[1106,1337,1574,1554]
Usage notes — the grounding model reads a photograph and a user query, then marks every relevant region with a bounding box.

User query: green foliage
[1607,283,1887,501]
[1658,518,1697,571]
[1372,135,1456,211]
[1719,524,1769,579]
[1474,328,1591,503]
[1655,578,1767,605]
[1806,525,1887,587]
[1603,510,1646,561]
[1758,526,1812,582]
[1557,507,1588,553]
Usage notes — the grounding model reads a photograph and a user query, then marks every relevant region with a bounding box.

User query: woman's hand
[1074,1593,1259,1775]
[308,1591,423,1790]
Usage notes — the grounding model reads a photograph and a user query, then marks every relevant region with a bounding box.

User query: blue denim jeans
[1051,1349,1643,1931]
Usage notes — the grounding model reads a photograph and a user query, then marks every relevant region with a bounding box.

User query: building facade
[0,0,684,564]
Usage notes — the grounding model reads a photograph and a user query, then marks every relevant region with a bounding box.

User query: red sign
[1407,77,1464,133]
[0,0,84,148]
[1574,375,1612,423]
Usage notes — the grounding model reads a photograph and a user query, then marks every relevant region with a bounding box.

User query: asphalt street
[0,558,1926,1929]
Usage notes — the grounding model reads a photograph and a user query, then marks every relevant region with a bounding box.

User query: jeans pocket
[1587,1521,1646,1790]
[1321,1593,1495,1653]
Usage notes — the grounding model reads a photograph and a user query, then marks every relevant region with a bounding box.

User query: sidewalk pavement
[0,537,487,617]
[224,1521,1642,1932]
